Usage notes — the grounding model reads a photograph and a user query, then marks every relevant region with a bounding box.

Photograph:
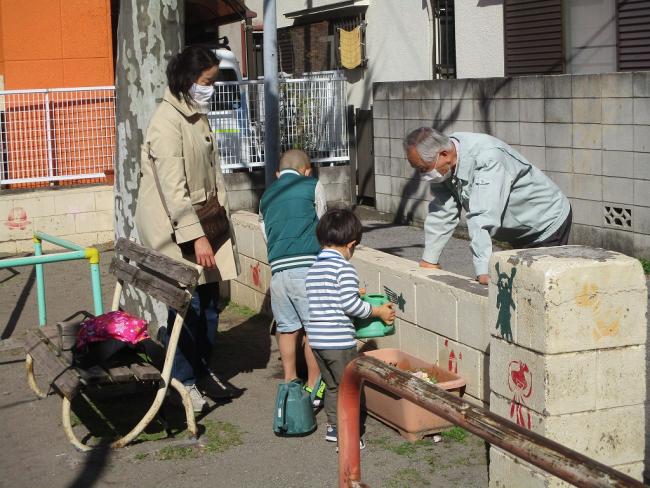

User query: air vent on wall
[604,205,632,229]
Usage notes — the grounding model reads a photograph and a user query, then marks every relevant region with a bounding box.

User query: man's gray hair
[403,127,453,162]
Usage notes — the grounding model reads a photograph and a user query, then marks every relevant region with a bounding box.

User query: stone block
[374,137,390,157]
[416,326,438,364]
[378,266,417,324]
[602,98,633,124]
[223,171,265,191]
[390,177,407,197]
[545,148,573,173]
[601,227,635,256]
[518,145,546,170]
[390,159,405,178]
[494,77,518,99]
[596,345,646,409]
[489,447,551,488]
[634,152,650,179]
[635,207,650,234]
[0,240,18,255]
[0,215,33,241]
[456,285,490,352]
[373,118,389,138]
[351,248,382,294]
[414,273,458,340]
[633,72,650,97]
[635,98,650,125]
[252,229,268,264]
[375,193,391,213]
[634,125,650,152]
[570,198,603,227]
[603,151,633,178]
[601,72,633,98]
[454,99,474,121]
[75,211,113,233]
[520,123,545,147]
[495,99,520,122]
[473,99,495,122]
[373,100,389,119]
[603,177,634,205]
[94,190,114,212]
[634,179,650,206]
[374,175,391,195]
[634,233,650,259]
[545,75,572,98]
[452,79,477,100]
[572,149,601,175]
[495,122,519,145]
[544,171,573,197]
[572,124,602,149]
[489,247,647,354]
[374,156,390,176]
[388,82,403,100]
[32,214,76,236]
[519,76,545,98]
[490,337,598,415]
[389,119,405,140]
[572,74,601,98]
[473,120,493,134]
[403,81,421,100]
[569,223,603,248]
[438,79,454,100]
[390,138,405,159]
[438,337,483,399]
[96,231,113,245]
[603,125,634,151]
[545,124,572,148]
[388,100,404,120]
[373,83,389,101]
[403,100,420,120]
[398,319,420,358]
[545,99,571,123]
[572,98,601,124]
[233,221,255,258]
[519,98,544,123]
[54,191,96,215]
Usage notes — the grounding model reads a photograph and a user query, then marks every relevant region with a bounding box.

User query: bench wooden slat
[115,238,199,288]
[110,258,192,310]
[37,325,74,365]
[24,331,81,400]
[129,363,161,381]
[77,365,110,383]
[106,366,133,383]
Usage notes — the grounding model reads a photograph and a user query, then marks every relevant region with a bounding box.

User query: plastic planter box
[362,348,466,442]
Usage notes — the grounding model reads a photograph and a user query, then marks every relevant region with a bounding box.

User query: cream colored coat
[135,88,240,284]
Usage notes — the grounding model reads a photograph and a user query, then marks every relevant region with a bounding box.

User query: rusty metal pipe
[338,356,643,488]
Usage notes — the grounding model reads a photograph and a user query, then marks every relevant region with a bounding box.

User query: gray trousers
[312,347,359,427]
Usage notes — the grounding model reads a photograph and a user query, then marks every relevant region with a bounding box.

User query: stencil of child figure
[495,262,516,342]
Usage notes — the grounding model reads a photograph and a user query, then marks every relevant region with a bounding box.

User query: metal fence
[0,75,349,184]
[210,74,349,171]
[0,87,116,186]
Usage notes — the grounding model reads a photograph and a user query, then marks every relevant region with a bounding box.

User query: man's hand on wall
[477,274,489,285]
[419,260,441,269]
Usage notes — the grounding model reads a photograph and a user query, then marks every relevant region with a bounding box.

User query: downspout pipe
[263,0,279,186]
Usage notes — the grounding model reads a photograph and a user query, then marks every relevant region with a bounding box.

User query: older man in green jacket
[403,127,571,285]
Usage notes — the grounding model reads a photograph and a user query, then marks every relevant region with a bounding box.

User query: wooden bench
[24,238,202,451]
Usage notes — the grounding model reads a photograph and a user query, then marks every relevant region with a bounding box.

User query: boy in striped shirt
[306,208,395,446]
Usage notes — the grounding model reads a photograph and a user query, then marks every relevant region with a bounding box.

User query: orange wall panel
[1,0,63,61]
[63,58,112,87]
[4,59,64,89]
[61,0,110,59]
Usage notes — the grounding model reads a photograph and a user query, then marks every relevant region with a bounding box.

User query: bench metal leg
[170,378,198,439]
[25,354,48,399]
[62,395,92,452]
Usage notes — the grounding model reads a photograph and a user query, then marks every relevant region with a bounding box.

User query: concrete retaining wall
[229,210,647,484]
[0,185,114,254]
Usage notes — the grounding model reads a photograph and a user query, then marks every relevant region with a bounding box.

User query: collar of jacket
[163,87,201,118]
[449,132,475,184]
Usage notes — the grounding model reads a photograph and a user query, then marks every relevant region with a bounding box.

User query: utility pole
[263,0,279,186]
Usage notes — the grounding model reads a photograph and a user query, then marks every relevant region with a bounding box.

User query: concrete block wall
[373,72,650,259]
[229,211,492,406]
[0,185,114,254]
[487,246,647,486]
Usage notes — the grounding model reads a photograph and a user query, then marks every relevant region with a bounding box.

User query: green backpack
[273,379,317,437]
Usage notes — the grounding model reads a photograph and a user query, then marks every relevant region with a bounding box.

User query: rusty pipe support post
[337,356,644,488]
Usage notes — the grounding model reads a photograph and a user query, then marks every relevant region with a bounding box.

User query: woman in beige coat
[135,46,240,412]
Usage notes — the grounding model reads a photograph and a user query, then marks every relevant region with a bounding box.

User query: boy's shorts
[270,267,310,333]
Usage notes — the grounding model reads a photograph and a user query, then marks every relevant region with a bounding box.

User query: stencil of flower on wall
[508,360,533,429]
[5,207,30,230]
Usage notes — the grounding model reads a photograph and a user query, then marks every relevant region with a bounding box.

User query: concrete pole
[263,0,279,187]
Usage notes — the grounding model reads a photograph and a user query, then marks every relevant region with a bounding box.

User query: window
[332,15,366,69]
[617,0,650,71]
[564,0,616,74]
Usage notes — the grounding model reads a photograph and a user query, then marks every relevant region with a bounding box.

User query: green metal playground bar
[0,232,104,326]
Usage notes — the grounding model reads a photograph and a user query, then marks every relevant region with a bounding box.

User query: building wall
[0,0,113,90]
[454,0,504,79]
[372,72,650,259]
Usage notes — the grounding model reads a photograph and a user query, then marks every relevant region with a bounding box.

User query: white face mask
[421,154,452,183]
[189,83,214,105]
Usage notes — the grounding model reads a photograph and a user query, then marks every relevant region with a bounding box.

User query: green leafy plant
[441,427,468,443]
[639,258,650,275]
[224,302,257,318]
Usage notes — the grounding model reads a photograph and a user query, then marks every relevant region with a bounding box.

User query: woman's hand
[194,236,216,269]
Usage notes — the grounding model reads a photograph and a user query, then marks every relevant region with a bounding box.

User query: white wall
[454,0,504,79]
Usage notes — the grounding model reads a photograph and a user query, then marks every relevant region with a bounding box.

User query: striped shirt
[305,249,372,350]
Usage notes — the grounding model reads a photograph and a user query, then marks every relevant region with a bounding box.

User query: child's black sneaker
[325,423,337,442]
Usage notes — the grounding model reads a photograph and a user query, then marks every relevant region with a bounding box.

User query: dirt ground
[0,251,489,488]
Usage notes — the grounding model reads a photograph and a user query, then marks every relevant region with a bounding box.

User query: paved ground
[0,239,489,487]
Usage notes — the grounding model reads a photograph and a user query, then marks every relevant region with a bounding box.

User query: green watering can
[272,379,316,437]
[354,294,396,339]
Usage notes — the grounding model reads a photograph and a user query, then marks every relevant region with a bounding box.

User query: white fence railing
[0,76,349,185]
[0,87,115,185]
